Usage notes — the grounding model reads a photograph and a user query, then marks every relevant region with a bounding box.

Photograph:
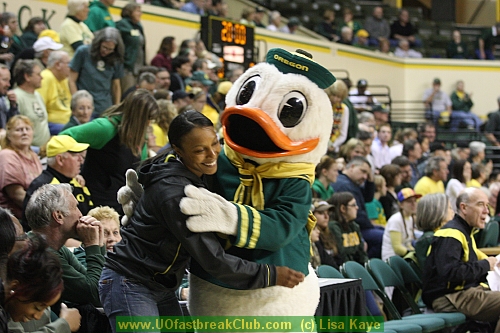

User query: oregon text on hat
[266,48,336,89]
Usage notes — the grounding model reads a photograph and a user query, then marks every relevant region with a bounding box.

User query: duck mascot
[179,48,336,320]
[118,47,335,325]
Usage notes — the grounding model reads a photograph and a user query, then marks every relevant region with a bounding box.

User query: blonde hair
[324,80,348,100]
[1,115,33,150]
[87,206,120,227]
[373,174,385,192]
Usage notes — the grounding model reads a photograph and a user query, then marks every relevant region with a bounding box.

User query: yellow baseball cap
[46,135,89,157]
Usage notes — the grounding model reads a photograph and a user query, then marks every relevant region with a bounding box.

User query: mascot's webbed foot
[180,184,238,235]
[117,169,144,226]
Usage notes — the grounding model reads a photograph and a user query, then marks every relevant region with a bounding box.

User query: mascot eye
[236,75,261,105]
[278,91,307,128]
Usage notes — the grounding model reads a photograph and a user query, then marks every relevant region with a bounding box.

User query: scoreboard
[200,16,255,77]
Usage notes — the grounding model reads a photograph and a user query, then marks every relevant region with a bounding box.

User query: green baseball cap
[266,48,336,89]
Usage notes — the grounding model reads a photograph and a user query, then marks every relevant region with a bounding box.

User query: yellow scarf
[224,145,318,235]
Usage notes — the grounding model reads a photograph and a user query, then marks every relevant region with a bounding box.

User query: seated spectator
[312,155,338,200]
[12,17,46,54]
[422,78,452,124]
[315,9,338,42]
[169,56,192,93]
[394,39,422,58]
[417,141,448,177]
[422,188,499,327]
[36,50,72,135]
[485,96,500,146]
[447,29,468,59]
[414,193,454,269]
[390,9,420,47]
[151,37,176,72]
[353,29,370,49]
[22,135,92,230]
[379,164,403,220]
[450,80,482,131]
[25,183,110,331]
[2,235,80,332]
[180,0,206,15]
[0,63,18,136]
[414,156,448,197]
[0,116,42,219]
[337,26,353,45]
[122,71,156,101]
[337,8,362,36]
[381,188,420,260]
[84,0,115,32]
[377,37,394,56]
[469,141,493,181]
[63,90,93,131]
[358,111,376,131]
[390,128,418,160]
[470,163,488,188]
[280,17,300,34]
[312,199,341,269]
[476,23,500,60]
[60,0,94,59]
[325,79,349,152]
[402,139,423,187]
[151,99,177,152]
[349,79,378,112]
[266,11,281,32]
[13,59,50,149]
[239,8,255,26]
[356,130,376,173]
[446,160,472,212]
[0,12,17,64]
[364,6,390,46]
[253,6,266,28]
[392,155,413,190]
[172,90,193,112]
[339,138,365,164]
[155,67,172,96]
[332,157,384,258]
[366,174,388,227]
[371,123,392,170]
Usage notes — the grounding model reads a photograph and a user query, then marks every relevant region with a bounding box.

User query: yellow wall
[16,0,500,122]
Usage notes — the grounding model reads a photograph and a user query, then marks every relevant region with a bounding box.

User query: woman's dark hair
[452,159,467,184]
[6,235,63,303]
[328,192,355,229]
[158,36,175,56]
[380,164,401,188]
[168,110,213,149]
[0,208,16,279]
[90,27,124,66]
[121,3,140,18]
[24,17,44,33]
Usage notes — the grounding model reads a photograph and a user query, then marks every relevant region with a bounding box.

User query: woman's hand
[275,266,305,288]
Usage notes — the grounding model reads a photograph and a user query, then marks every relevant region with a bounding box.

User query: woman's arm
[112,78,121,105]
[4,184,26,208]
[68,70,79,95]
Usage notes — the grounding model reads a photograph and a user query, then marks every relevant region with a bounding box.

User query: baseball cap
[33,36,63,52]
[217,81,232,95]
[312,200,333,212]
[433,78,441,85]
[172,90,194,103]
[372,104,389,113]
[357,79,368,87]
[356,29,369,38]
[38,29,60,43]
[288,17,301,26]
[186,71,214,86]
[397,188,422,202]
[46,135,89,157]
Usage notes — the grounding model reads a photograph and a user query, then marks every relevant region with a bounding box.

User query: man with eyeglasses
[423,187,500,332]
[21,135,93,231]
[36,50,72,135]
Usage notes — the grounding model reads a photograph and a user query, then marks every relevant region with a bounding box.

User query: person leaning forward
[422,187,500,332]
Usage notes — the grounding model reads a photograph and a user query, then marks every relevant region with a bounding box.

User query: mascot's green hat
[266,48,336,89]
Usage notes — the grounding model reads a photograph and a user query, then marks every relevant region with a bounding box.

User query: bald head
[456,188,490,229]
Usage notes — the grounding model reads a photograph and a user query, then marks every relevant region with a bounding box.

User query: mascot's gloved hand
[117,169,143,226]
[180,184,238,236]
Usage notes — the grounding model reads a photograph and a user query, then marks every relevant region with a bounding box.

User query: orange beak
[221,106,319,158]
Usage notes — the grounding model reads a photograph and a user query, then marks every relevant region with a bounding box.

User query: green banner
[116,316,384,332]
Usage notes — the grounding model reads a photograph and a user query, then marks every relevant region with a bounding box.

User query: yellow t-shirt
[152,123,168,148]
[201,104,219,127]
[60,17,94,59]
[414,176,445,197]
[36,69,72,124]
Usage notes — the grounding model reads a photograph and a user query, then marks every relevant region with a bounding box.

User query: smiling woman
[0,116,42,219]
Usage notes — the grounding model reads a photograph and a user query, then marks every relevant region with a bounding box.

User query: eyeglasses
[347,203,358,208]
[100,45,115,53]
